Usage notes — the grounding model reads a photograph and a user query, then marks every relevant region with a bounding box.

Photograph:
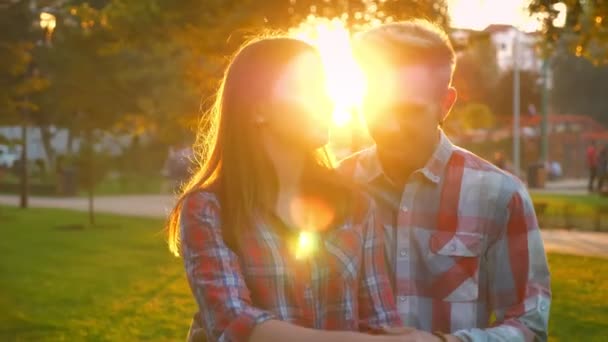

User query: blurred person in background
[492,151,506,170]
[162,141,194,192]
[587,140,599,192]
[597,144,608,193]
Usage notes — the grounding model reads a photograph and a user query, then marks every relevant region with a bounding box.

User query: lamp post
[20,11,56,209]
[540,57,550,164]
[512,29,521,177]
[39,11,57,46]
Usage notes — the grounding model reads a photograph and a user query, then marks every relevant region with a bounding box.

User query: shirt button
[449,244,456,252]
[400,249,408,257]
[400,205,408,212]
[540,303,548,312]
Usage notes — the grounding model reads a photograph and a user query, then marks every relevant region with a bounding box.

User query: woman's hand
[379,326,461,342]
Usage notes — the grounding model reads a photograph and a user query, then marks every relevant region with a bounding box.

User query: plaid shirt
[338,132,551,341]
[180,190,401,342]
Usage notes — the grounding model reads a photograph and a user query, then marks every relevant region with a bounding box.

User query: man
[492,151,506,171]
[339,20,551,341]
[587,140,598,192]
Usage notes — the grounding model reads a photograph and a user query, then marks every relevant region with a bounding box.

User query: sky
[448,0,542,31]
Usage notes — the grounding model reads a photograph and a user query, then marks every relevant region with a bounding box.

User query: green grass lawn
[530,193,608,231]
[1,207,607,341]
[0,207,194,341]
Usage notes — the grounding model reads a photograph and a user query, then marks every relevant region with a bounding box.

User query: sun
[291,17,366,127]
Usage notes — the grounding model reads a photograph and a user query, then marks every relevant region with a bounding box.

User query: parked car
[0,145,20,168]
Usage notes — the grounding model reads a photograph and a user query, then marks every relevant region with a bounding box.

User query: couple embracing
[166,20,551,342]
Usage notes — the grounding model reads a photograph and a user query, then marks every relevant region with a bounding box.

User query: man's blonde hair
[353,19,456,89]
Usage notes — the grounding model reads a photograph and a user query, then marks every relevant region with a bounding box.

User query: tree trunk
[38,124,56,170]
[20,118,29,209]
[85,128,95,226]
[66,127,75,158]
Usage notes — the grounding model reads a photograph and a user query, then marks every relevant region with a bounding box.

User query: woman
[167,37,403,342]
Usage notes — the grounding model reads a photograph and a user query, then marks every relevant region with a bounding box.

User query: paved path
[0,194,177,218]
[541,229,608,258]
[1,194,607,258]
[530,178,588,196]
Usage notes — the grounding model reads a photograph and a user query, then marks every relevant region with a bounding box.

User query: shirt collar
[353,130,455,185]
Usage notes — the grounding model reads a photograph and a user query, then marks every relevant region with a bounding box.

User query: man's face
[362,64,448,158]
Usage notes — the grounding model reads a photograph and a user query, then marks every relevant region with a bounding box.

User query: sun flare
[291,17,366,127]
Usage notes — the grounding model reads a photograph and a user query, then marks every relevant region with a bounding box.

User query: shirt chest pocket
[428,231,484,302]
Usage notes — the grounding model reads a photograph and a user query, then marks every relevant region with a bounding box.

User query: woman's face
[263,52,333,150]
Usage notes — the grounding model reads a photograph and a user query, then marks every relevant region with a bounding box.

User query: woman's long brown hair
[167,37,346,256]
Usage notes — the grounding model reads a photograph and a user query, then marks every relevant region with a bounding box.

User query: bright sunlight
[295,231,319,260]
[291,17,365,127]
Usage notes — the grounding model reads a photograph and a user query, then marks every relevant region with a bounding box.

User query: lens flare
[295,231,318,260]
[291,17,366,127]
[289,195,335,260]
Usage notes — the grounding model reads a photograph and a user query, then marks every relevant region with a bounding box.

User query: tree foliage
[529,0,608,63]
[490,70,541,117]
[0,0,50,123]
[551,51,608,125]
[452,32,500,104]
[2,0,450,146]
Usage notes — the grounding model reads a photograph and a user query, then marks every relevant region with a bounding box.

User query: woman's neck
[262,137,306,223]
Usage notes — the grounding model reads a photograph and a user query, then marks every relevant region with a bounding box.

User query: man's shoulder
[450,146,524,195]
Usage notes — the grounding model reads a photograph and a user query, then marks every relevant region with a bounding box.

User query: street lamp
[39,11,56,45]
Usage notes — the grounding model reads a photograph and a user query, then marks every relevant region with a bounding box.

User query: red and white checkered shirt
[179,190,401,342]
[338,132,551,341]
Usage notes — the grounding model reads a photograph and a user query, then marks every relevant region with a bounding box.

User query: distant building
[0,126,72,163]
[0,126,133,165]
[483,24,543,73]
[451,25,544,74]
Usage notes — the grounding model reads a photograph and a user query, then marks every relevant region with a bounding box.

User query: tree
[452,32,500,105]
[2,0,453,215]
[93,0,452,143]
[491,70,541,117]
[551,51,608,125]
[529,0,608,62]
[0,1,50,125]
[449,103,496,132]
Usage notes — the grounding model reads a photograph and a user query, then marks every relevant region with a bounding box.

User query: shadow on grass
[107,270,183,321]
[53,223,123,231]
[0,314,60,340]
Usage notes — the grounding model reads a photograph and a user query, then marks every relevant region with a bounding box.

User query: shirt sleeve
[180,191,274,342]
[453,186,551,342]
[358,199,402,332]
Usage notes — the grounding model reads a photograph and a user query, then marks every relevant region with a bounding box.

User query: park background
[1,0,608,341]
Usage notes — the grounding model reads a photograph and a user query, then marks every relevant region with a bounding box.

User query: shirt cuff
[452,325,525,342]
[223,307,275,341]
[452,330,474,342]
